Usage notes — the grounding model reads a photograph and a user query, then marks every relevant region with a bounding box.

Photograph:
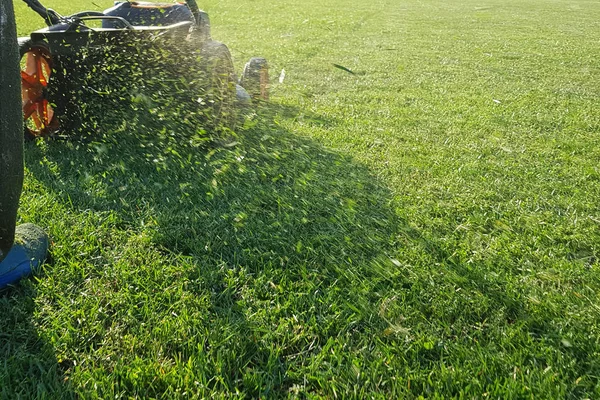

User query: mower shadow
[21,103,536,395]
[24,103,405,393]
[26,103,402,269]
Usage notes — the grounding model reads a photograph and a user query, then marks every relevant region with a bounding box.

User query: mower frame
[18,0,269,138]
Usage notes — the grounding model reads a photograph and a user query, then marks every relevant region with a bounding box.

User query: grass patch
[3,0,600,397]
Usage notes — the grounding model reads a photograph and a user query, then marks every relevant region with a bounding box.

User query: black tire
[187,11,211,44]
[240,57,269,101]
[200,41,237,130]
[195,10,211,42]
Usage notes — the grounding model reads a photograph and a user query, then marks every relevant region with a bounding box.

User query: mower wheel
[195,10,211,42]
[18,40,58,139]
[200,41,237,130]
[240,57,269,101]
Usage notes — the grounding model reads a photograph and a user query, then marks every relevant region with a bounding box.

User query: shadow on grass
[18,102,549,397]
[0,286,75,398]
[27,103,400,267]
[15,99,557,397]
[20,103,405,395]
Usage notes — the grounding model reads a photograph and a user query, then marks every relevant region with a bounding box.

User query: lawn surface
[3,0,600,397]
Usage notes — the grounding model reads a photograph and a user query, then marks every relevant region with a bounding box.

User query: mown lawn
[3,0,600,397]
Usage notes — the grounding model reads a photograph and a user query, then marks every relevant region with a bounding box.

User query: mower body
[18,0,267,138]
[29,21,194,57]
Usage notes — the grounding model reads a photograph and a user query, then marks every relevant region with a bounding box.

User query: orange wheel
[19,41,58,138]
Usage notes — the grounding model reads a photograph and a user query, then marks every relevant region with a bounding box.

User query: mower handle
[21,0,61,25]
[70,11,107,19]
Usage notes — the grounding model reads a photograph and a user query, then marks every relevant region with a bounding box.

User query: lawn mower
[18,0,270,138]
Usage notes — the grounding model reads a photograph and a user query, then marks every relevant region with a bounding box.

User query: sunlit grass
[3,0,600,397]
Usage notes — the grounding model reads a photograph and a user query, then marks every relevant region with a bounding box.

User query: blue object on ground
[0,223,49,290]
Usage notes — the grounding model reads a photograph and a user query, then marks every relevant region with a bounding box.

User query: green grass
[3,0,600,397]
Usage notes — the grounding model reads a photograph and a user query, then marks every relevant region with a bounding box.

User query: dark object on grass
[18,0,269,139]
[0,224,49,290]
[332,63,356,75]
[0,0,24,263]
[0,0,48,288]
[240,57,270,101]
